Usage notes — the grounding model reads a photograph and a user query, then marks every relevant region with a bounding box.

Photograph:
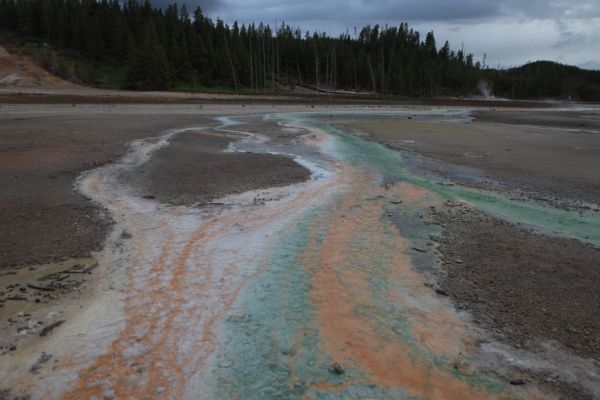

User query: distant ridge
[488,60,600,101]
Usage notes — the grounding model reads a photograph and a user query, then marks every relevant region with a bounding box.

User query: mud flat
[0,109,210,362]
[0,112,211,268]
[122,128,310,206]
[1,103,599,400]
[473,109,600,131]
[334,108,600,399]
[0,105,311,366]
[343,109,600,204]
[1,109,345,400]
[0,107,314,267]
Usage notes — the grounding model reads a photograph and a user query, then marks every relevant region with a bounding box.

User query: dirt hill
[0,45,82,89]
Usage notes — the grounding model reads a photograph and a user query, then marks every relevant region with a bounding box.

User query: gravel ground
[339,110,600,399]
[346,110,600,204]
[121,129,310,206]
[0,113,213,268]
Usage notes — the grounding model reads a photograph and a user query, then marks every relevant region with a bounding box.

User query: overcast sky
[157,0,600,69]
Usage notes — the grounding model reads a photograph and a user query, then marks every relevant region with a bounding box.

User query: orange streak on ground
[304,170,506,399]
[385,181,471,355]
[61,221,216,400]
[58,141,344,399]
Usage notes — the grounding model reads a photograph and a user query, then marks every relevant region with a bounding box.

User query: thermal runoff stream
[4,110,599,399]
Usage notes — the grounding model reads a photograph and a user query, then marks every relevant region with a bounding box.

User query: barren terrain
[0,97,599,400]
[343,110,600,203]
[0,113,210,267]
[334,109,600,399]
[122,127,310,206]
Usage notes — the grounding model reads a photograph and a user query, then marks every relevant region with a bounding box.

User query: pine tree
[3,0,597,99]
[126,21,170,89]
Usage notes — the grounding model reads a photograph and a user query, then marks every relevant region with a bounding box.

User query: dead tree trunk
[249,38,253,91]
[261,36,265,88]
[225,37,238,94]
[367,55,377,94]
[314,39,319,93]
[271,36,275,90]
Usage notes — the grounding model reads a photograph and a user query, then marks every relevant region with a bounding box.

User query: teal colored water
[212,205,327,398]
[211,205,413,398]
[209,110,597,399]
[288,112,600,246]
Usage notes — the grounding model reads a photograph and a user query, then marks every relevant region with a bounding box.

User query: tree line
[487,61,600,101]
[1,0,599,100]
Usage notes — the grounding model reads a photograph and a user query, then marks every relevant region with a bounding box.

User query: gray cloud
[167,0,600,23]
[196,0,222,12]
[152,0,222,12]
[553,31,587,49]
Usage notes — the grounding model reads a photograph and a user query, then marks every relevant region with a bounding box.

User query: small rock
[39,320,65,337]
[281,347,296,356]
[330,362,345,375]
[6,295,26,301]
[29,352,52,374]
[435,288,449,296]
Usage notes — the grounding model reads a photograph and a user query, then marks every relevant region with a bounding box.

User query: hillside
[489,61,600,101]
[0,44,82,89]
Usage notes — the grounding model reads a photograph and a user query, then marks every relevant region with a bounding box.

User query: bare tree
[224,36,238,94]
[249,38,253,91]
[367,55,377,94]
[297,56,302,86]
[314,38,319,92]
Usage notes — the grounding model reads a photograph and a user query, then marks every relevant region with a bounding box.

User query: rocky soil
[121,129,310,206]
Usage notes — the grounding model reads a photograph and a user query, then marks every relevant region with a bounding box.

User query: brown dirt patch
[0,87,563,106]
[434,206,600,361]
[473,109,600,131]
[0,114,210,268]
[123,130,310,205]
[346,114,600,204]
